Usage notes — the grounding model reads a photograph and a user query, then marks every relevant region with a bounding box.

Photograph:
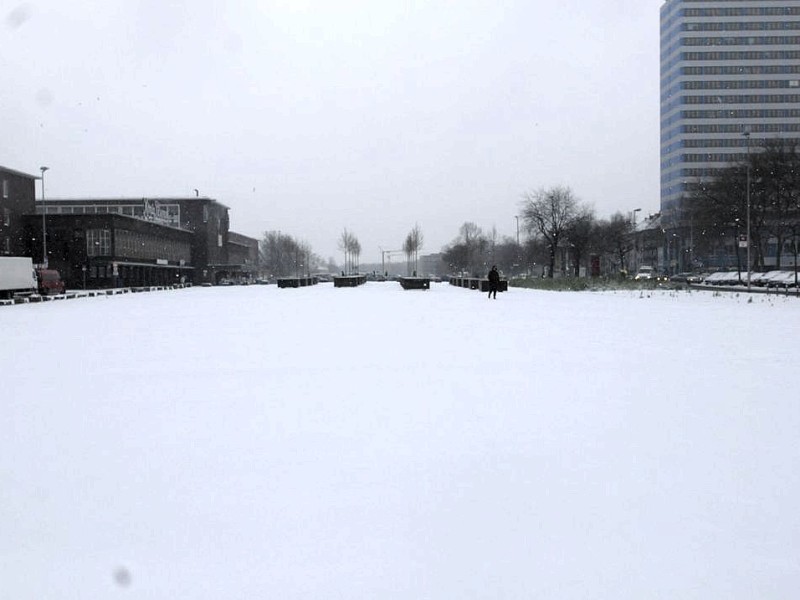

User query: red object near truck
[36,269,66,295]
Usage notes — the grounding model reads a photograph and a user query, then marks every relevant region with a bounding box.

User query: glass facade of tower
[660,0,800,221]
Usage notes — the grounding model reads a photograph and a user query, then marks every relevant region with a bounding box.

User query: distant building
[419,253,445,276]
[223,232,260,280]
[630,213,666,273]
[28,196,258,287]
[0,165,37,257]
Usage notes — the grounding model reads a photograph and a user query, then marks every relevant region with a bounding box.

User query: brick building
[0,165,37,257]
[28,196,259,287]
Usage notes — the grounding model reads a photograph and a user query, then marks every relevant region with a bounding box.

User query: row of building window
[663,94,800,115]
[662,167,727,185]
[86,229,111,256]
[87,265,114,280]
[664,35,800,58]
[676,92,800,107]
[661,81,800,103]
[662,108,800,127]
[45,203,178,216]
[662,65,800,87]
[2,207,9,227]
[663,122,800,143]
[662,138,778,156]
[662,152,749,169]
[663,50,800,71]
[689,50,800,62]
[666,180,800,200]
[661,27,800,56]
[85,227,192,262]
[681,65,800,77]
[665,79,800,97]
[686,6,800,17]
[662,8,800,36]
[115,229,191,262]
[40,203,182,228]
[684,21,800,32]
[658,165,800,188]
[2,180,8,198]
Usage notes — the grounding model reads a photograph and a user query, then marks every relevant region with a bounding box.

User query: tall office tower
[660,0,800,221]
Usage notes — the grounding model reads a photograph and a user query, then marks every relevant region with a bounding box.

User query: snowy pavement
[2,283,799,599]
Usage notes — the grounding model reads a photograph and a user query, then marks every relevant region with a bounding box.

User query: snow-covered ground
[2,283,799,599]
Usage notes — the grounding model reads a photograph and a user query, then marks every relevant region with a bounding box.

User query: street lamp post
[40,166,49,268]
[743,130,752,291]
[515,215,520,276]
[632,208,641,272]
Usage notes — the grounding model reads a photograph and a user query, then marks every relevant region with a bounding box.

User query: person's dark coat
[488,267,500,287]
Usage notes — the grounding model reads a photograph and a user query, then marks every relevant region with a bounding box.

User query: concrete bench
[277,277,318,288]
[398,277,430,290]
[333,275,367,288]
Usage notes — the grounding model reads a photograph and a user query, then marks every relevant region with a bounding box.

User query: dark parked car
[36,269,65,295]
[670,272,705,284]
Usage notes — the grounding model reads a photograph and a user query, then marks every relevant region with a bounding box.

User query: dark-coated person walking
[487,265,500,299]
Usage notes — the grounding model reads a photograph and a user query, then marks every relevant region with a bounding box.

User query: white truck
[0,257,38,299]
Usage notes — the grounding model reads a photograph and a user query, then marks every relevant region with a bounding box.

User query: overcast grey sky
[3,1,661,263]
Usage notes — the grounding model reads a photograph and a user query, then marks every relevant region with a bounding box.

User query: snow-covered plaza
[2,282,799,599]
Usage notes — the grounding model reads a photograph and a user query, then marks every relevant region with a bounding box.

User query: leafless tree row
[403,223,423,275]
[338,229,361,275]
[260,230,317,277]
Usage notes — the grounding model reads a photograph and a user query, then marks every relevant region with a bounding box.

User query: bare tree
[442,222,492,275]
[338,229,360,274]
[261,230,306,277]
[594,214,635,276]
[403,223,424,275]
[459,222,484,275]
[351,237,361,273]
[489,225,498,265]
[521,186,580,277]
[564,207,596,276]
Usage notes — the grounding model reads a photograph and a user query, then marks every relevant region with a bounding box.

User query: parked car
[751,270,784,287]
[766,271,798,289]
[703,271,741,285]
[748,272,771,286]
[721,271,747,285]
[36,268,66,295]
[669,272,688,283]
[686,273,705,284]
[700,272,721,285]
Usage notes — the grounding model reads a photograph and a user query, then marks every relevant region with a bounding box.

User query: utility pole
[380,248,403,277]
[515,216,521,276]
[743,130,752,291]
[40,166,49,268]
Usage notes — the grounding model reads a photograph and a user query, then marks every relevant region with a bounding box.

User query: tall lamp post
[40,166,49,268]
[632,208,641,273]
[743,130,752,291]
[515,215,520,276]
